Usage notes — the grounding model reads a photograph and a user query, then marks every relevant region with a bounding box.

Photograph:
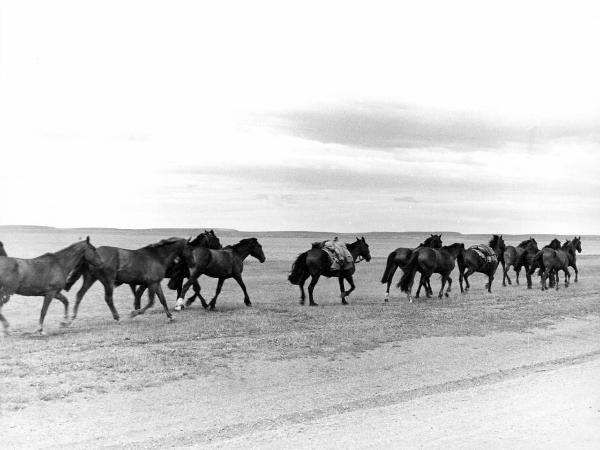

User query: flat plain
[1,228,599,448]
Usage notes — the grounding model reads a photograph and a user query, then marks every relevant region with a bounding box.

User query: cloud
[394,196,419,203]
[259,102,600,150]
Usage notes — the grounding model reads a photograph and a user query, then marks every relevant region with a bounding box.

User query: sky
[0,0,599,233]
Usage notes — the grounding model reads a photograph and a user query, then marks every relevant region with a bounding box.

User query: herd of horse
[0,231,583,335]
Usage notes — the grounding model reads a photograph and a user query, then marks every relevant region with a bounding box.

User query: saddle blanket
[313,241,354,271]
[470,244,498,263]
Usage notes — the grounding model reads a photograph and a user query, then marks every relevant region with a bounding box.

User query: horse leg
[540,269,549,291]
[501,261,509,286]
[299,273,309,305]
[445,276,452,298]
[36,293,56,335]
[209,278,225,310]
[344,274,356,298]
[573,264,578,282]
[463,267,475,292]
[308,274,320,306]
[54,292,71,327]
[133,285,145,310]
[415,274,423,299]
[175,268,201,311]
[71,272,96,320]
[189,280,207,309]
[102,280,120,321]
[514,266,520,285]
[0,303,9,336]
[131,286,155,317]
[564,268,570,288]
[233,274,252,307]
[487,273,494,293]
[154,284,173,320]
[438,275,447,299]
[338,277,347,305]
[384,264,398,303]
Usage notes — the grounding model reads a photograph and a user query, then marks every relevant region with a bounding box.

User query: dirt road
[3,316,600,448]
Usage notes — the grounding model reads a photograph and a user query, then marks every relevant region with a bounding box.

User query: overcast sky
[1,1,598,233]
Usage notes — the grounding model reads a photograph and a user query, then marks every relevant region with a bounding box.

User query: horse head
[548,238,562,250]
[423,234,443,248]
[81,236,103,268]
[573,236,582,253]
[355,236,371,262]
[247,238,266,263]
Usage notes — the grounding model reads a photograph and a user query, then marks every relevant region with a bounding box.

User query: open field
[1,228,600,448]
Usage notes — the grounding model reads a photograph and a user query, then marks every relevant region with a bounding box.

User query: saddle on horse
[313,240,353,271]
[470,244,498,263]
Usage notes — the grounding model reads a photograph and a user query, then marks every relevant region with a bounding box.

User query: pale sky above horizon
[1,0,599,233]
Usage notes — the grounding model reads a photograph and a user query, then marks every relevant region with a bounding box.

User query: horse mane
[517,238,531,248]
[489,235,500,247]
[231,237,257,249]
[189,232,211,247]
[546,238,561,248]
[143,237,181,249]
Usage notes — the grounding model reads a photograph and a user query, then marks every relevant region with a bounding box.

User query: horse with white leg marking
[176,238,266,311]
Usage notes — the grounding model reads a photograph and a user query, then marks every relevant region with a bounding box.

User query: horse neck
[151,242,183,265]
[231,242,253,260]
[346,241,361,261]
[53,243,86,273]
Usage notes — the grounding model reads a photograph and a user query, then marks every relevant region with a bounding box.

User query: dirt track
[4,316,600,449]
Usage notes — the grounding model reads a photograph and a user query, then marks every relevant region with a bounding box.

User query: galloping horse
[67,238,187,321]
[133,230,222,309]
[501,237,537,286]
[0,238,102,335]
[175,237,266,310]
[288,237,371,306]
[380,234,443,302]
[529,238,581,290]
[398,243,465,302]
[460,235,505,293]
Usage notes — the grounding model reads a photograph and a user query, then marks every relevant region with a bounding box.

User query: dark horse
[0,238,102,335]
[133,230,222,310]
[460,235,505,293]
[501,237,537,286]
[175,237,266,311]
[67,238,187,321]
[288,237,371,306]
[380,234,443,302]
[529,237,581,290]
[398,243,465,302]
[531,238,563,288]
[0,241,8,306]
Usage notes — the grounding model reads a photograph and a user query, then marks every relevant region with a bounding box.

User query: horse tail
[397,251,419,292]
[380,251,397,284]
[64,260,87,292]
[288,251,308,285]
[528,250,543,276]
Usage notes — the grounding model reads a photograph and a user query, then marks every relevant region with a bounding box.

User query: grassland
[1,232,599,447]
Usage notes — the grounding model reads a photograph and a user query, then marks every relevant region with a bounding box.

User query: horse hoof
[309,302,318,307]
[299,300,305,305]
[245,301,252,307]
[173,304,184,311]
[168,316,174,322]
[34,328,45,336]
[445,293,449,298]
[113,315,120,322]
[60,320,71,328]
[130,310,138,318]
[341,300,348,305]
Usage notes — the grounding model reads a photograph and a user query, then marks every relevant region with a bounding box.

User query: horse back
[0,256,64,295]
[392,247,413,267]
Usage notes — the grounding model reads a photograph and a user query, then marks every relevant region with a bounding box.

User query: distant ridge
[0,225,596,239]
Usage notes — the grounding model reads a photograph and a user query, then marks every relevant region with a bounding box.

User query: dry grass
[1,254,598,413]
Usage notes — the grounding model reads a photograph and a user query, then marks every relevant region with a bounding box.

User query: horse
[531,238,563,287]
[397,243,465,302]
[67,237,187,322]
[0,237,102,335]
[529,237,581,290]
[380,234,443,302]
[459,235,505,293]
[175,237,266,311]
[133,230,222,310]
[0,241,8,306]
[501,237,537,286]
[288,237,371,306]
[567,236,583,282]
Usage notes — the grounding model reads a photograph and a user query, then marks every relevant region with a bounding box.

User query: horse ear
[86,236,90,243]
[361,236,365,241]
